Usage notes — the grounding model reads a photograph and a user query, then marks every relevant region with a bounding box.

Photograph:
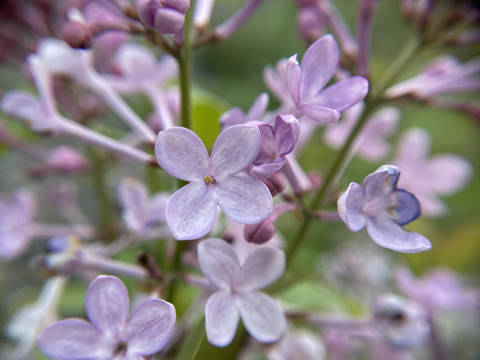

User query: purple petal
[300,35,338,99]
[286,55,302,106]
[126,299,176,355]
[211,125,261,176]
[246,92,269,120]
[154,8,185,34]
[214,175,273,224]
[337,182,366,232]
[198,238,240,289]
[236,246,285,291]
[85,275,129,337]
[119,178,147,214]
[301,104,340,123]
[394,189,421,225]
[366,214,432,253]
[363,165,400,201]
[205,291,240,347]
[274,114,300,155]
[426,155,472,194]
[166,182,217,240]
[396,128,430,163]
[237,291,287,343]
[38,319,114,359]
[155,127,209,182]
[315,76,369,112]
[250,162,285,179]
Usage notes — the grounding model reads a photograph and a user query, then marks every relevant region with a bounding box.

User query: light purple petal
[301,104,340,123]
[396,128,430,163]
[38,319,114,359]
[237,291,287,343]
[250,162,285,179]
[198,238,240,289]
[363,165,400,201]
[211,125,261,176]
[246,92,269,120]
[337,182,366,232]
[300,34,339,99]
[119,178,148,215]
[213,175,273,224]
[205,291,240,347]
[394,189,421,225]
[426,155,472,194]
[315,76,369,112]
[236,246,285,291]
[286,55,302,106]
[154,7,185,34]
[85,275,129,337]
[166,182,217,240]
[126,299,176,355]
[155,127,209,182]
[366,214,432,253]
[274,114,300,155]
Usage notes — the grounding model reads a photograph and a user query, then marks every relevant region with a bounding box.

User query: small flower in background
[134,0,191,35]
[337,165,431,253]
[286,34,369,123]
[198,238,286,347]
[118,177,170,235]
[46,146,89,174]
[324,104,400,162]
[392,127,472,217]
[38,275,176,360]
[155,124,273,240]
[0,189,36,261]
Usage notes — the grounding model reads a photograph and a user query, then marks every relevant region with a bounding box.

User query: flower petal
[166,182,217,240]
[337,182,366,232]
[366,214,432,253]
[363,165,400,201]
[286,54,302,106]
[126,299,176,355]
[85,275,129,337]
[211,125,261,176]
[214,176,273,224]
[205,291,240,347]
[394,189,421,225]
[426,155,472,195]
[301,104,340,123]
[198,238,240,289]
[38,319,114,359]
[237,291,287,343]
[236,246,285,291]
[155,127,209,182]
[300,34,339,99]
[314,76,369,112]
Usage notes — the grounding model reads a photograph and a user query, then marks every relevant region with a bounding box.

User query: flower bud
[62,20,92,48]
[244,218,275,244]
[47,146,89,174]
[134,0,190,34]
[261,172,286,196]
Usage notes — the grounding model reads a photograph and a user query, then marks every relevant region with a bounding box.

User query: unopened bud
[244,218,275,244]
[261,172,286,196]
[134,0,190,34]
[62,20,92,48]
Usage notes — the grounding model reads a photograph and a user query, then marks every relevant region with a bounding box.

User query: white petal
[213,176,273,224]
[155,127,209,182]
[211,125,261,176]
[205,291,240,347]
[85,276,129,338]
[236,246,285,291]
[198,238,240,289]
[166,182,217,240]
[237,291,287,343]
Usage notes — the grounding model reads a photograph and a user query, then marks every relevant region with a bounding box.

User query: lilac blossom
[38,275,176,359]
[0,189,35,260]
[385,55,480,99]
[396,267,480,313]
[249,114,300,179]
[118,178,170,235]
[46,146,89,174]
[220,92,269,127]
[197,238,286,347]
[324,104,400,162]
[337,165,432,253]
[392,128,472,216]
[286,34,368,123]
[134,0,190,34]
[154,125,273,240]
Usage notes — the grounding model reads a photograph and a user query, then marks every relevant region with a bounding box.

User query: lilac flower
[249,114,300,178]
[324,104,400,162]
[0,189,36,260]
[392,128,472,216]
[219,92,269,127]
[396,267,480,313]
[38,275,176,359]
[118,178,170,235]
[286,34,368,123]
[198,238,286,347]
[337,165,431,253]
[46,146,89,174]
[154,125,273,240]
[134,0,190,34]
[385,55,480,99]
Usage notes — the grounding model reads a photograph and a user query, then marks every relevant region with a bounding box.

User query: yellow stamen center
[204,175,214,185]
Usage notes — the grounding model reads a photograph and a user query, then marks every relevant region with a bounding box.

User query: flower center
[204,175,216,185]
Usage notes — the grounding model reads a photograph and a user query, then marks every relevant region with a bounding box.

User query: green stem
[286,35,423,267]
